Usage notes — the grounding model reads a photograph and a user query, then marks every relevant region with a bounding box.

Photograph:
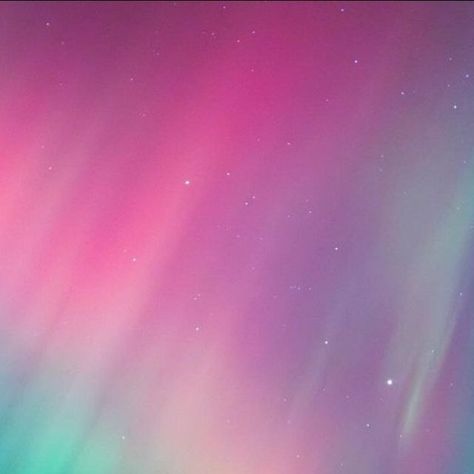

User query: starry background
[0,2,473,473]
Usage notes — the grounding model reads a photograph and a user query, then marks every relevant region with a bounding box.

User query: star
[386,378,393,386]
[184,179,191,185]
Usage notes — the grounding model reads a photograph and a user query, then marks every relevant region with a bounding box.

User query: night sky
[0,2,473,473]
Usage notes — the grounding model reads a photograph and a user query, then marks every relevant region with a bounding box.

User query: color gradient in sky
[0,2,473,473]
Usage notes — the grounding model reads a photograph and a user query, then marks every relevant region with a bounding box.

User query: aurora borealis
[0,2,473,473]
